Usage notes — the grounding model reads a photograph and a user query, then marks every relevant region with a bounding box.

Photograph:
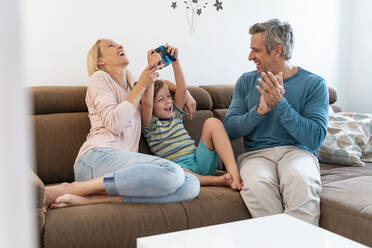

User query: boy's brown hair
[153,80,165,99]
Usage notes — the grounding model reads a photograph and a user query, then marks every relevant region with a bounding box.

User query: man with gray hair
[223,19,329,225]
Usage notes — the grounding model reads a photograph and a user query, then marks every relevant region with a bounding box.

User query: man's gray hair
[249,19,294,60]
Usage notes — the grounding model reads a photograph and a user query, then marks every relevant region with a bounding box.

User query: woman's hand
[137,63,161,89]
[185,90,196,120]
[147,49,161,67]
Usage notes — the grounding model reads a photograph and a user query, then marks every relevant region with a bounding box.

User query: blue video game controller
[153,45,177,68]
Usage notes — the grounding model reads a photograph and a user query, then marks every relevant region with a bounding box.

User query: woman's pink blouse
[74,70,141,167]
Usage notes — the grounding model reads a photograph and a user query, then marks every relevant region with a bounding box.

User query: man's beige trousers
[238,146,321,225]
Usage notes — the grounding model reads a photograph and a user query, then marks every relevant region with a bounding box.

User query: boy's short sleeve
[142,115,158,137]
[174,104,185,120]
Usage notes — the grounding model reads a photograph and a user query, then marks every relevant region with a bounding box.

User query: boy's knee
[204,117,222,129]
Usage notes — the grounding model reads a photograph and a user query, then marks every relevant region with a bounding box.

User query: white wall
[23,0,372,113]
[1,0,35,247]
[21,0,340,90]
[339,0,372,113]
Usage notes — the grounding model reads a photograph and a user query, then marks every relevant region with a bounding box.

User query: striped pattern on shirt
[143,105,196,161]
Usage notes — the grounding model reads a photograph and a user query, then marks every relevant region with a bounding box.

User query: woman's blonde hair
[87,39,134,88]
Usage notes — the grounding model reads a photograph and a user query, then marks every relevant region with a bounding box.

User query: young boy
[142,44,242,190]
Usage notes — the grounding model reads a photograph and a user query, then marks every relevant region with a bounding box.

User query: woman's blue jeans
[74,147,200,203]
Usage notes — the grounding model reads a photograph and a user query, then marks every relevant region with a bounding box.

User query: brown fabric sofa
[30,85,372,248]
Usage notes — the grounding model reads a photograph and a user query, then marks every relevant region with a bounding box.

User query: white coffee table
[137,214,367,248]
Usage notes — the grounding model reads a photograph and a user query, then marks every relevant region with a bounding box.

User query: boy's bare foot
[230,181,243,190]
[50,194,90,209]
[212,173,233,187]
[230,175,244,191]
[224,173,233,186]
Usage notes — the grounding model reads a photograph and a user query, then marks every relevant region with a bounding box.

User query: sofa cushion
[44,202,188,248]
[200,85,234,109]
[320,162,372,246]
[317,112,372,166]
[328,87,337,104]
[31,86,88,114]
[321,176,372,213]
[181,186,250,228]
[43,187,250,248]
[212,109,227,121]
[33,113,90,184]
[183,110,214,145]
[187,86,213,110]
[320,162,372,185]
[31,86,212,114]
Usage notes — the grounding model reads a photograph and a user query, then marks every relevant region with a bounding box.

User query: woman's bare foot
[42,176,106,211]
[50,194,122,209]
[43,183,70,212]
[50,194,90,208]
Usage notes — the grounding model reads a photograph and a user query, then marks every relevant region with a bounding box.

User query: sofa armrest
[30,169,45,232]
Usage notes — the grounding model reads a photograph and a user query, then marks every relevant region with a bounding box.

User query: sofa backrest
[31,86,90,184]
[30,86,214,184]
[30,85,338,184]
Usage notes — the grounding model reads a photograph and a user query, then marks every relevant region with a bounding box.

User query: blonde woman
[44,39,200,209]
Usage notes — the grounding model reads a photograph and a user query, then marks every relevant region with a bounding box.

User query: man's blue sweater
[223,67,329,155]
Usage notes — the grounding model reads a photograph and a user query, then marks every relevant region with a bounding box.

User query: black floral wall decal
[170,0,223,33]
[213,0,223,11]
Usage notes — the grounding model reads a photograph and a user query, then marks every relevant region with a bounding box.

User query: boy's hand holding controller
[164,44,196,119]
[157,43,196,119]
[164,43,178,64]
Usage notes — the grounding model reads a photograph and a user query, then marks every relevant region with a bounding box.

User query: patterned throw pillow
[364,135,372,161]
[317,112,372,166]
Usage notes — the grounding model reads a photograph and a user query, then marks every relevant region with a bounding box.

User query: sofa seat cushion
[320,162,372,247]
[320,162,372,185]
[44,202,188,248]
[181,186,251,228]
[44,187,250,248]
[321,176,372,215]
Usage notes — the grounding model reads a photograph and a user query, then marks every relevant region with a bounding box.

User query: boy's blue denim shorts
[173,140,219,176]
